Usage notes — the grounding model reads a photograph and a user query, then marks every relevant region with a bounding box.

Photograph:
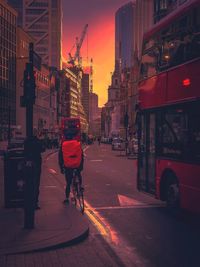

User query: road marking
[90,159,103,162]
[49,168,57,174]
[118,194,145,206]
[84,200,150,266]
[92,204,165,210]
[84,201,111,239]
[84,200,119,244]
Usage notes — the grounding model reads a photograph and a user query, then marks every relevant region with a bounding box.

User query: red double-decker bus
[60,117,81,142]
[137,0,200,213]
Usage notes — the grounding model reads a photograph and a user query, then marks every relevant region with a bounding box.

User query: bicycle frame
[71,169,84,214]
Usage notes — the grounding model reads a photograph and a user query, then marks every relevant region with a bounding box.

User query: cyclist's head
[63,129,73,141]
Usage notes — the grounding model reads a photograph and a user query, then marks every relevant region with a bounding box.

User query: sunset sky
[62,0,130,107]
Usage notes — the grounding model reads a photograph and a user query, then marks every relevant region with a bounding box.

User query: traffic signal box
[21,63,36,107]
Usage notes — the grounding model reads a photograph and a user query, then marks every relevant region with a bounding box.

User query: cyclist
[58,133,84,204]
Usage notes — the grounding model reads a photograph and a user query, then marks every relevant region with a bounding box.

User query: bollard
[24,160,35,229]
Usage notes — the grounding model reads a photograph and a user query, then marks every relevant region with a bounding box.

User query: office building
[0,1,17,140]
[7,0,62,69]
[115,2,135,71]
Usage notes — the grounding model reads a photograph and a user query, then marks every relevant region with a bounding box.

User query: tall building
[89,92,99,123]
[0,1,17,141]
[7,0,62,69]
[81,73,90,122]
[115,2,135,71]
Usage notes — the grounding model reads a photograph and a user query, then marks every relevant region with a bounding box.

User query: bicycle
[71,169,84,214]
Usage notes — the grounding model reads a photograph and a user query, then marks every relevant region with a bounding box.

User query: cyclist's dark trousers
[64,169,73,199]
[64,169,82,198]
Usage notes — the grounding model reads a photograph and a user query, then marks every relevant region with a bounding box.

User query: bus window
[159,108,188,159]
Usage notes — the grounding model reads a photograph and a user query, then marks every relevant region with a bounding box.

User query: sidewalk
[0,149,89,255]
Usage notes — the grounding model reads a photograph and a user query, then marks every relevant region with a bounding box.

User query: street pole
[26,42,34,138]
[23,43,36,229]
[7,106,11,145]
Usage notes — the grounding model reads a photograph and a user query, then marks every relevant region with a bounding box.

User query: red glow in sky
[62,0,130,107]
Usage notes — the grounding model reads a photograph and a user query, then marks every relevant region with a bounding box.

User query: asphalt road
[83,142,200,267]
[49,143,200,267]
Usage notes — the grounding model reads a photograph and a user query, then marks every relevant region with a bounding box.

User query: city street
[2,142,199,267]
[82,143,200,267]
[1,0,200,266]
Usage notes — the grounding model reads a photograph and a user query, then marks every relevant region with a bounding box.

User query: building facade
[89,92,99,123]
[115,2,135,70]
[81,73,89,122]
[0,1,17,141]
[58,68,88,133]
[7,0,62,69]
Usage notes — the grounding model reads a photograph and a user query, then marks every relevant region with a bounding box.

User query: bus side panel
[167,60,200,103]
[156,159,200,213]
[139,73,167,109]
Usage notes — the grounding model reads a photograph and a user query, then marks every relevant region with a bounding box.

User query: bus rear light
[182,78,190,86]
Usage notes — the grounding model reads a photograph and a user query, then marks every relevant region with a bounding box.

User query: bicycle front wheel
[77,188,84,214]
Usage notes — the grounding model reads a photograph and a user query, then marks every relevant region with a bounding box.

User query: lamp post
[7,106,11,145]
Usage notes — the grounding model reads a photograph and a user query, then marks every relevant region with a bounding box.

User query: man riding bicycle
[58,133,84,204]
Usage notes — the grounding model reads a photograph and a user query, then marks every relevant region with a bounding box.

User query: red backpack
[62,140,82,168]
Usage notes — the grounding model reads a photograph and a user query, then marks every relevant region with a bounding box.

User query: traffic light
[23,63,36,105]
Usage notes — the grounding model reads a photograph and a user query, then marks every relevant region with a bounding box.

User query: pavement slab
[0,150,89,255]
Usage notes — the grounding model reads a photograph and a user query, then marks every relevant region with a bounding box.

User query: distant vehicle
[101,137,110,144]
[128,138,138,155]
[112,138,125,151]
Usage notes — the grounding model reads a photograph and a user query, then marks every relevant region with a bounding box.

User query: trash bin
[4,148,25,208]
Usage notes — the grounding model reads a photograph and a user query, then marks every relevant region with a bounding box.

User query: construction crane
[90,58,93,93]
[68,24,88,67]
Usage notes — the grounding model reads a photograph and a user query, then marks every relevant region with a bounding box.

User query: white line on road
[91,204,165,210]
[90,159,103,162]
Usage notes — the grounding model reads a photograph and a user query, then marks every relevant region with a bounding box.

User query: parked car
[128,138,138,154]
[112,138,125,151]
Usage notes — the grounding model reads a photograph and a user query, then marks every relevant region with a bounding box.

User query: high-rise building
[0,1,17,140]
[81,73,90,122]
[115,2,135,71]
[89,92,99,122]
[7,0,62,69]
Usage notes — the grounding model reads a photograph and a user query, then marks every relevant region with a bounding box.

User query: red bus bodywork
[137,0,200,213]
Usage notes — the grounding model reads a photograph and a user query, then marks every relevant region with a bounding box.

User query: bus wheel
[166,182,180,212]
